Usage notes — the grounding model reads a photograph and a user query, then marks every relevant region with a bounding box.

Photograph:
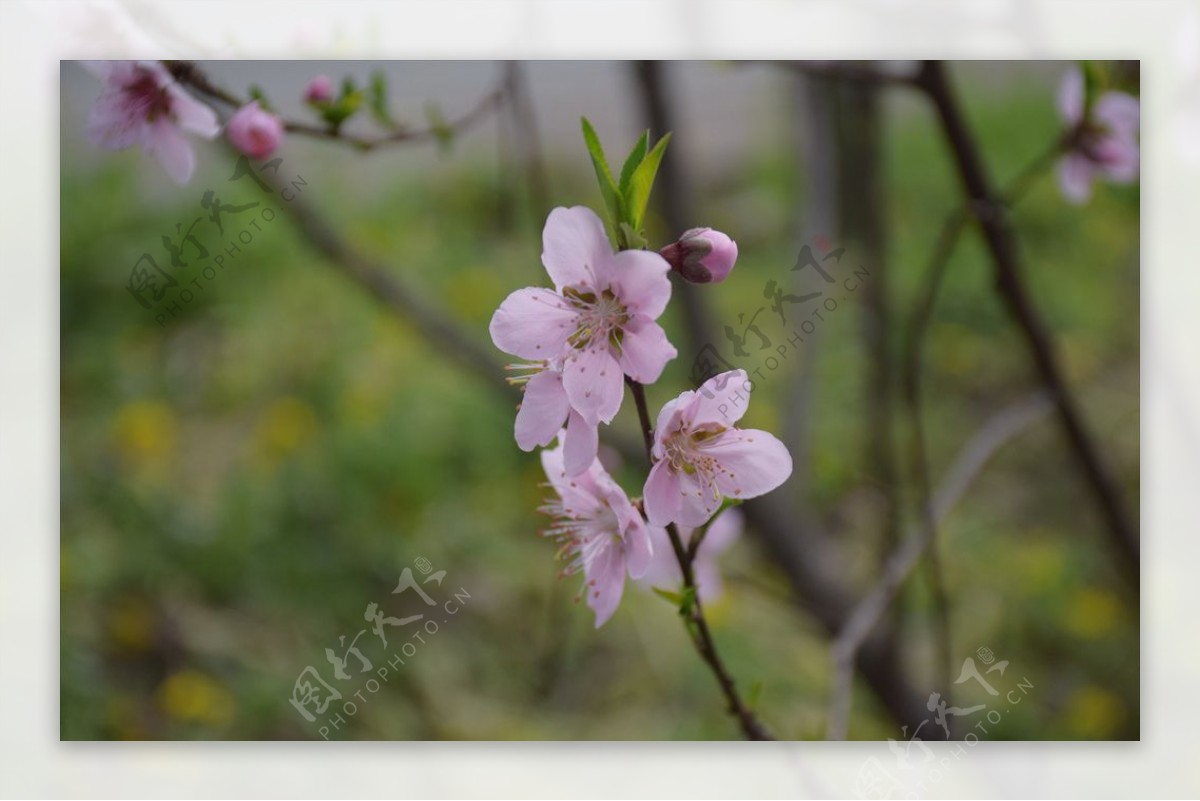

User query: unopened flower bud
[659,227,738,284]
[304,75,335,104]
[226,101,284,159]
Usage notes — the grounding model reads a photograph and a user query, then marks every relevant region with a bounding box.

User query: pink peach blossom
[644,369,792,528]
[638,507,743,602]
[226,101,284,159]
[490,206,677,468]
[84,60,220,184]
[540,435,653,627]
[507,360,599,476]
[1056,67,1140,204]
[661,227,739,284]
[304,75,335,104]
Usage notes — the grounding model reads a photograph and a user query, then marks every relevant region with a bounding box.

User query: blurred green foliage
[61,68,1138,740]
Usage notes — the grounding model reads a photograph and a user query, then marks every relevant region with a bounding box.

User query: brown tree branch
[167,60,505,152]
[914,61,1140,587]
[627,379,773,741]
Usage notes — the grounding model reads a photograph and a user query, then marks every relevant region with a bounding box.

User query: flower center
[662,424,727,500]
[125,68,174,123]
[564,286,629,351]
[539,497,621,584]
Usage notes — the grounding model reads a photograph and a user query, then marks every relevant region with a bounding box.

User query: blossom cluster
[490,206,792,626]
[84,60,292,183]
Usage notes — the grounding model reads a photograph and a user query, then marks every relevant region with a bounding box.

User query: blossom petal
[514,369,568,451]
[601,248,672,319]
[689,368,752,428]
[169,85,221,139]
[622,515,654,580]
[703,507,743,554]
[617,316,677,384]
[1058,66,1084,124]
[1057,153,1094,205]
[704,428,794,501]
[143,119,196,184]
[562,408,600,476]
[541,206,608,291]
[652,392,692,458]
[676,467,723,528]
[1095,134,1140,183]
[562,345,623,424]
[540,439,604,514]
[86,87,146,150]
[693,560,725,603]
[585,541,627,628]
[489,287,576,360]
[1094,91,1140,139]
[643,460,682,527]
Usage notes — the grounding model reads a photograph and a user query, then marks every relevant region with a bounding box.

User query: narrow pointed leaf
[618,130,650,196]
[625,132,672,233]
[580,117,622,242]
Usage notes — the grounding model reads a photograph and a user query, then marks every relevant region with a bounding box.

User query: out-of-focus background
[59,60,1139,741]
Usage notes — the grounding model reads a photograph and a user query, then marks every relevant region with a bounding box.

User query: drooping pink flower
[304,75,335,104]
[226,101,284,159]
[540,435,653,628]
[644,369,792,528]
[506,360,599,476]
[489,206,677,462]
[1056,67,1140,204]
[660,227,739,284]
[84,60,220,184]
[638,507,742,602]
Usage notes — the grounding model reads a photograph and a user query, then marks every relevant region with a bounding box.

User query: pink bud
[226,101,284,160]
[304,75,334,104]
[660,227,738,284]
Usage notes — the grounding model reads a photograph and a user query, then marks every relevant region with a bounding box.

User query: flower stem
[626,378,774,740]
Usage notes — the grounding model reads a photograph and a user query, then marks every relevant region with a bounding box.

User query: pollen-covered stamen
[564,286,630,351]
[124,69,174,123]
[538,496,621,580]
[504,360,549,386]
[661,423,730,502]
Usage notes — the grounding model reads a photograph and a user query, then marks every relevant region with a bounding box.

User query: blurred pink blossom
[84,60,219,184]
[638,507,743,602]
[1057,67,1140,204]
[304,75,335,104]
[226,101,284,159]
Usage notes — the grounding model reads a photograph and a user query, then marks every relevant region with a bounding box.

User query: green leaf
[624,131,672,234]
[368,71,395,129]
[247,85,270,110]
[618,222,647,251]
[678,585,698,619]
[580,117,622,243]
[618,130,650,196]
[651,587,684,606]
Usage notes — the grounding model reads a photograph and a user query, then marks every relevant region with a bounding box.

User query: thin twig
[826,391,1054,739]
[627,379,773,741]
[167,60,505,152]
